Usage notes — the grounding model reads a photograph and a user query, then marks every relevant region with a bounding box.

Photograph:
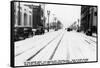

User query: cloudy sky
[45,4,81,28]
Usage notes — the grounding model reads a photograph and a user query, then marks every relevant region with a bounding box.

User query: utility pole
[54,17,57,30]
[47,10,50,32]
[18,1,20,25]
[53,14,55,29]
[77,19,80,32]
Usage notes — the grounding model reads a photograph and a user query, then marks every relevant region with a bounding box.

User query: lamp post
[18,1,20,25]
[47,10,50,32]
[54,17,57,30]
[77,19,80,32]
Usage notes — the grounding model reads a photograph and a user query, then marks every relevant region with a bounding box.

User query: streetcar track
[49,32,65,60]
[15,45,36,57]
[84,37,96,43]
[15,36,45,48]
[26,32,63,61]
[84,40,91,44]
[84,39,96,51]
[84,38,96,47]
[90,39,96,43]
[15,32,61,57]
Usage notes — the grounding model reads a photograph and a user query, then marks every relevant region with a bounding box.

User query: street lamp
[54,17,57,30]
[18,1,20,25]
[47,10,50,32]
[77,19,80,32]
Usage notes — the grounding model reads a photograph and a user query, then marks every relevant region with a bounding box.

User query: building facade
[81,6,97,34]
[14,2,33,27]
[13,2,45,41]
[14,2,45,28]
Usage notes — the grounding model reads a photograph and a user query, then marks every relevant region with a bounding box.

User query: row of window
[16,11,32,26]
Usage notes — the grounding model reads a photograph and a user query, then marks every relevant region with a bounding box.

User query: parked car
[77,29,81,32]
[86,29,92,36]
[35,26,44,35]
[24,27,33,38]
[55,28,58,31]
[67,28,72,31]
[14,27,33,41]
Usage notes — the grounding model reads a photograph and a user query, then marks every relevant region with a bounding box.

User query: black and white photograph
[11,1,98,67]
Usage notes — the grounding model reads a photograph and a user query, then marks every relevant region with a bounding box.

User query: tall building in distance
[81,6,97,35]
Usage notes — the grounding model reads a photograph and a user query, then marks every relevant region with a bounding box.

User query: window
[24,13,27,26]
[29,15,32,26]
[94,12,97,16]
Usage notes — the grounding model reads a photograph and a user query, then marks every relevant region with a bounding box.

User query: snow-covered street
[14,29,97,66]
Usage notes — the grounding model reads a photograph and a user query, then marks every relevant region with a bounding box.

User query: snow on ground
[14,29,97,66]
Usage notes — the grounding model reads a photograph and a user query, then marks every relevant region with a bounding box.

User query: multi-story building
[80,6,97,35]
[13,2,45,41]
[14,2,33,27]
[14,2,45,28]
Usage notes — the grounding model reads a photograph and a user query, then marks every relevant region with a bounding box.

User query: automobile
[24,27,33,38]
[77,29,81,32]
[32,29,37,35]
[35,26,45,35]
[67,28,72,31]
[14,27,33,41]
[55,28,58,31]
[86,29,92,36]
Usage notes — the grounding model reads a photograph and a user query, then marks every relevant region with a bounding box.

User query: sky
[45,4,81,28]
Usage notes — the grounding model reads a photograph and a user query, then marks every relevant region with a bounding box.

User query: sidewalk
[79,32,97,43]
[71,30,97,43]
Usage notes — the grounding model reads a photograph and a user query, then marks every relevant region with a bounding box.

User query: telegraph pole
[18,1,20,25]
[47,10,50,32]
